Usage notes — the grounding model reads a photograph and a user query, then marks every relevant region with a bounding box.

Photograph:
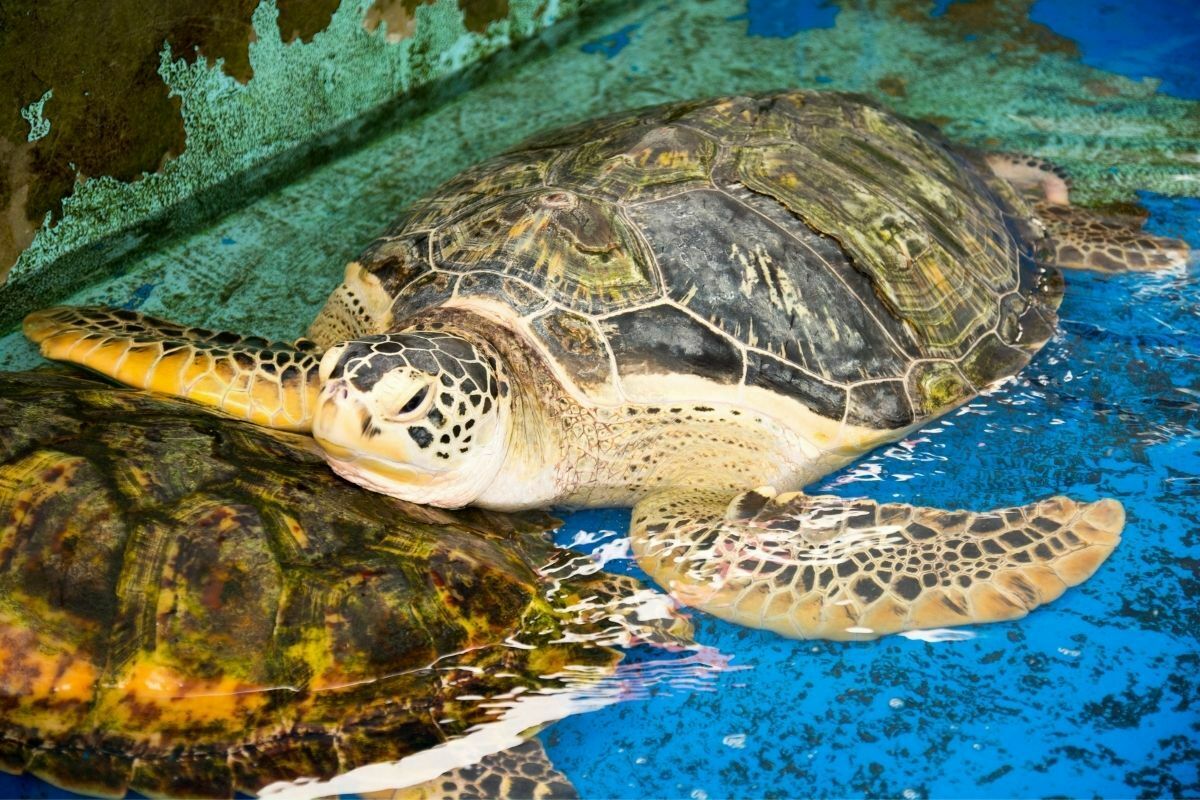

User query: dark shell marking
[349,91,1060,430]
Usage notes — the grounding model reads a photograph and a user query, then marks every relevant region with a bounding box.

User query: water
[2,0,1198,797]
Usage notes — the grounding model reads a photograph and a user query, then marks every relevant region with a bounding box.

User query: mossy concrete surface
[2,0,1197,369]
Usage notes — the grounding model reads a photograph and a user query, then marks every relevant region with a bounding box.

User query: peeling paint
[580,22,641,57]
[364,0,430,41]
[19,90,53,142]
[0,0,269,281]
[733,0,839,38]
[277,0,342,42]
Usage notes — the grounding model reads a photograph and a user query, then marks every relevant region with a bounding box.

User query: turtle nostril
[316,395,339,432]
[323,379,350,400]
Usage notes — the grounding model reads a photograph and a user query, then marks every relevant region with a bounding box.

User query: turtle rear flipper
[985,152,1072,205]
[382,740,578,800]
[630,488,1123,640]
[23,306,322,431]
[1034,201,1190,273]
[985,152,1190,272]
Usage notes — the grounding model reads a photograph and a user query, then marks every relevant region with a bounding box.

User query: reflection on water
[262,650,728,798]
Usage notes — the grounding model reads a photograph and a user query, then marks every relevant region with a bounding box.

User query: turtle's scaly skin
[382,740,578,800]
[22,309,324,431]
[0,370,682,798]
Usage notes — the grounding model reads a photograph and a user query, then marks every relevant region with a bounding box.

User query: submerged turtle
[0,369,693,798]
[25,91,1190,640]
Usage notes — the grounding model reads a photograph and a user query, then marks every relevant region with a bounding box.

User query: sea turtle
[24,91,1190,641]
[0,369,694,798]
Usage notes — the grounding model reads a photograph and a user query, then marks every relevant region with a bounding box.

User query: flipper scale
[984,151,1190,272]
[376,740,578,800]
[24,307,322,431]
[1033,202,1190,273]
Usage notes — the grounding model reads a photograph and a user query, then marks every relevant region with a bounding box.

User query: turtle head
[313,330,512,507]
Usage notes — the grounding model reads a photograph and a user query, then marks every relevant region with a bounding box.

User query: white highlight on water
[898,628,977,643]
[260,651,720,799]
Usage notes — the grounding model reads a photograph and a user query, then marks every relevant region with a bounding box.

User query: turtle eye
[390,384,432,420]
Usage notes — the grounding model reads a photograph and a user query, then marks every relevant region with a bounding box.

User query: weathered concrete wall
[0,0,598,327]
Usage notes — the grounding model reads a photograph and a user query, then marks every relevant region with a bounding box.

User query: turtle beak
[311,382,438,499]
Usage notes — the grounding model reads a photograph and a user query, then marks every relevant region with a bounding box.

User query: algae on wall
[0,0,596,322]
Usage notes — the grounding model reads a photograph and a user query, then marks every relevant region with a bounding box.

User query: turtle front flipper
[630,488,1123,640]
[23,306,322,431]
[1033,201,1190,273]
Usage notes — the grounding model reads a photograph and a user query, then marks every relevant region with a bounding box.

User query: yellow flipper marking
[24,307,321,431]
